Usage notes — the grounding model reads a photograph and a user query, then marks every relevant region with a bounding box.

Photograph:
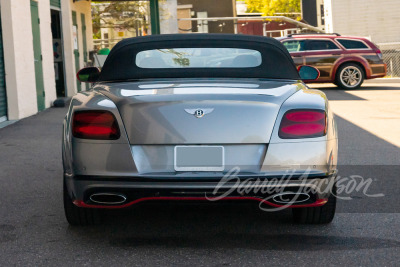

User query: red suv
[278,33,387,89]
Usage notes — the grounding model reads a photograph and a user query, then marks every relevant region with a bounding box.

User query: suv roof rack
[287,33,341,37]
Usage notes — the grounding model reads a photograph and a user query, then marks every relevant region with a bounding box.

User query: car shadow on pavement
[309,83,400,101]
[64,113,400,251]
[331,115,400,214]
[351,85,400,91]
[64,203,400,251]
[320,89,366,101]
[312,84,400,91]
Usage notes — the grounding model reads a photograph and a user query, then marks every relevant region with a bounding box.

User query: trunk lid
[96,79,302,144]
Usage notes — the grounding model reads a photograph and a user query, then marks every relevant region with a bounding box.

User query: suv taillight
[279,110,327,139]
[72,111,120,140]
[374,49,383,59]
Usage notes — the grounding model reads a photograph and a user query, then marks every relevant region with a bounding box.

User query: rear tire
[292,185,336,224]
[335,63,364,89]
[64,182,101,226]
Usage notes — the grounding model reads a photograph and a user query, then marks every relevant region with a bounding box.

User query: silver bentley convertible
[63,34,338,226]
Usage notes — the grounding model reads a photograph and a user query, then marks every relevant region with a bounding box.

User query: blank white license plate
[174,146,225,171]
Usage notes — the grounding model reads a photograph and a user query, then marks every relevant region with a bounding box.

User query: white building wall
[324,0,400,43]
[0,0,38,120]
[72,0,93,69]
[160,0,178,34]
[62,0,93,96]
[38,0,57,108]
[61,0,76,97]
[323,0,333,33]
[72,0,93,92]
[0,0,94,120]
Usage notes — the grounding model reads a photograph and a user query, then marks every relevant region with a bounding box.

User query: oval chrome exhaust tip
[272,192,310,204]
[90,193,127,205]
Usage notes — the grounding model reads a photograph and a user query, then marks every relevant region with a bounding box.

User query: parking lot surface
[0,80,399,266]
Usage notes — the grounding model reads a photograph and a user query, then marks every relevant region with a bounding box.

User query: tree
[92,1,149,39]
[244,0,301,19]
[244,0,264,13]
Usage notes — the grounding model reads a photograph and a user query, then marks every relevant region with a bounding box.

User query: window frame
[281,40,307,53]
[304,39,342,52]
[335,38,371,50]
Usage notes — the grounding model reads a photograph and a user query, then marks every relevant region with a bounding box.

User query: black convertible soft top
[98,34,300,81]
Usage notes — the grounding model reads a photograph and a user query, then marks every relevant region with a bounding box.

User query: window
[136,48,262,69]
[306,40,339,51]
[283,40,306,52]
[337,39,369,49]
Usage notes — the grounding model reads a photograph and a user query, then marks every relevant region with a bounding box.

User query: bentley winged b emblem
[184,108,214,118]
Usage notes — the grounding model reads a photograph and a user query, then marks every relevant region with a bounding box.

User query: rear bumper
[65,172,337,209]
[368,63,387,79]
[368,73,386,79]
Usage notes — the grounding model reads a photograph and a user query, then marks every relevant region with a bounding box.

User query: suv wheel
[64,181,101,226]
[335,63,364,89]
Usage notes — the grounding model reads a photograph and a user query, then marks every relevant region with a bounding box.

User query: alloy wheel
[339,66,363,88]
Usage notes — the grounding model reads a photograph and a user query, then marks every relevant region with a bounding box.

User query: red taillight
[374,49,383,59]
[72,111,120,140]
[279,110,327,139]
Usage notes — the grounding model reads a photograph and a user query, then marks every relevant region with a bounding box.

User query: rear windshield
[98,35,300,81]
[136,48,262,69]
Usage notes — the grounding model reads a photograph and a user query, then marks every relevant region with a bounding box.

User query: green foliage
[91,1,148,38]
[244,0,301,18]
[244,0,264,13]
[93,30,101,40]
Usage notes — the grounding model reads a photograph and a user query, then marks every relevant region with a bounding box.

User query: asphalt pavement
[0,81,399,266]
